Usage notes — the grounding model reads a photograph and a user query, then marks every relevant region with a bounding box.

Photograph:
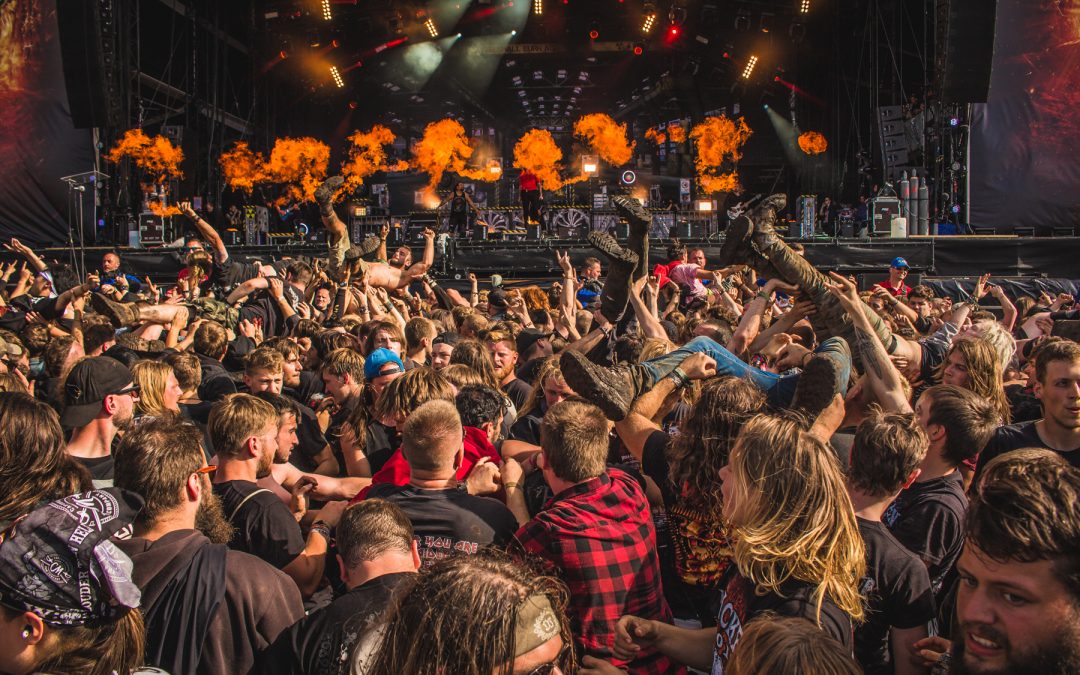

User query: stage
[20,235,1080,293]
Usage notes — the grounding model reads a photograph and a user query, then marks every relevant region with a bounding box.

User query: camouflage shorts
[188,298,240,330]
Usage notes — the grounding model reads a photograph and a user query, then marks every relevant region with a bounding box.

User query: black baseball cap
[60,357,138,428]
[516,328,551,356]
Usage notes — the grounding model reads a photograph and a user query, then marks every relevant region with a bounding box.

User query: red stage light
[669,25,680,36]
[279,50,288,60]
[589,29,599,39]
[633,45,643,55]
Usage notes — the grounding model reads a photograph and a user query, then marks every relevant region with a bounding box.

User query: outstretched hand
[824,271,862,310]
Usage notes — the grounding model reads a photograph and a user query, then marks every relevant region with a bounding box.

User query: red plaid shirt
[515,469,684,675]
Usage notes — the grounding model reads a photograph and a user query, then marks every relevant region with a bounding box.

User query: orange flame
[798,131,828,155]
[411,119,494,190]
[105,129,185,182]
[668,124,687,143]
[148,201,182,217]
[512,129,587,190]
[262,137,331,203]
[689,116,753,194]
[645,127,667,144]
[573,113,635,166]
[341,125,409,193]
[219,142,267,194]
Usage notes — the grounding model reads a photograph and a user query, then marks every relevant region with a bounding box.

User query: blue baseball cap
[364,348,405,381]
[890,256,909,269]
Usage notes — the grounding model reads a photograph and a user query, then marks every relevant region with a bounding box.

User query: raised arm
[826,272,911,413]
[629,276,667,340]
[179,202,228,263]
[4,239,47,273]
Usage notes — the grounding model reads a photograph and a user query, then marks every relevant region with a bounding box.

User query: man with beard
[113,416,305,675]
[484,329,532,411]
[210,394,347,598]
[61,357,140,487]
[920,450,1080,675]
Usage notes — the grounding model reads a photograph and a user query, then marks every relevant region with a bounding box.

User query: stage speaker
[56,1,108,129]
[871,198,902,236]
[525,223,542,240]
[936,0,998,103]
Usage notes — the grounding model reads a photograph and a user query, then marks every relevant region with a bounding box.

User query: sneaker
[790,353,843,422]
[90,293,141,329]
[559,350,634,421]
[314,175,345,216]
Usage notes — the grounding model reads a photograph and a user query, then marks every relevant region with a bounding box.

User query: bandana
[513,594,560,657]
[0,489,143,626]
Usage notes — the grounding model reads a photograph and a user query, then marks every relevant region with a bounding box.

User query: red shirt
[515,469,683,674]
[351,426,501,502]
[880,279,911,297]
[519,170,539,191]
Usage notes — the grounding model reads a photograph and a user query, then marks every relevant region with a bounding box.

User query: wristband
[310,521,332,542]
[668,367,690,389]
[504,482,519,490]
[755,290,771,302]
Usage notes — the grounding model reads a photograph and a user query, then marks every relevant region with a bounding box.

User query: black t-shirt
[918,337,950,383]
[210,257,262,290]
[74,455,115,488]
[977,420,1080,480]
[259,571,412,675]
[882,472,967,601]
[508,412,543,446]
[364,421,400,475]
[297,371,325,409]
[213,479,305,570]
[290,403,330,474]
[1004,384,1042,424]
[713,572,853,674]
[855,518,936,675]
[365,483,517,566]
[502,377,533,412]
[829,428,855,473]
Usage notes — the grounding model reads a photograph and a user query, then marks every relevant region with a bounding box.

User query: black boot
[611,196,651,281]
[345,234,381,261]
[588,231,638,324]
[315,176,344,218]
[560,350,647,421]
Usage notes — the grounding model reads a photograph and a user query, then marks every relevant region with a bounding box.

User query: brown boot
[315,176,344,218]
[560,350,639,421]
[90,293,141,328]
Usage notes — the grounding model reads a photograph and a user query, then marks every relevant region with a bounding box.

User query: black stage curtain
[0,0,95,246]
[969,0,1080,231]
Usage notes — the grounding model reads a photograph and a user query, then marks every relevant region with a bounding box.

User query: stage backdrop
[0,0,95,246]
[970,0,1080,231]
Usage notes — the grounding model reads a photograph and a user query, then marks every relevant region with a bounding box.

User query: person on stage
[438,182,480,237]
[519,168,542,227]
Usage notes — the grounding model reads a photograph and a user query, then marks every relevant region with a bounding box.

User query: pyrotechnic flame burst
[572,113,635,166]
[689,116,752,194]
[513,129,587,190]
[411,119,495,191]
[342,125,409,193]
[797,131,828,155]
[105,129,185,182]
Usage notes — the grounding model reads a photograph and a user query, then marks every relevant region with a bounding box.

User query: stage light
[642,14,656,33]
[511,30,517,36]
[321,0,332,21]
[800,0,811,13]
[330,65,345,88]
[488,158,503,175]
[425,18,438,38]
[589,28,599,39]
[348,101,358,109]
[669,25,680,37]
[582,155,599,175]
[533,0,543,15]
[621,170,637,185]
[742,55,758,79]
[951,204,961,214]
[534,70,543,80]
[949,117,960,127]
[278,49,288,60]
[696,200,714,212]
[633,43,644,55]
[763,103,769,110]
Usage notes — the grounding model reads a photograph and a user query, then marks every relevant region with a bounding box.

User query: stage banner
[0,0,95,246]
[969,0,1080,231]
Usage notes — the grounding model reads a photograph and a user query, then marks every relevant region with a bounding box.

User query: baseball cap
[364,348,405,381]
[488,288,510,310]
[60,357,137,428]
[890,256,910,269]
[516,328,551,356]
[0,488,143,627]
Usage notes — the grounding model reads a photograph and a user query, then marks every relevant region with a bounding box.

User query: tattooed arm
[826,272,912,414]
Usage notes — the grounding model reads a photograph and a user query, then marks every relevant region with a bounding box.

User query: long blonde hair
[726,414,866,622]
[937,337,1011,424]
[131,360,177,418]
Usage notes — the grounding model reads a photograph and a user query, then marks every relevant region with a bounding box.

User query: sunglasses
[522,644,571,675]
[112,384,141,397]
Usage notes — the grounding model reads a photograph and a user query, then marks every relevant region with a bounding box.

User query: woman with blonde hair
[937,336,1011,424]
[131,360,182,419]
[612,413,865,673]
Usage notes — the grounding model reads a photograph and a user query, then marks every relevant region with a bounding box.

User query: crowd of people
[0,183,1077,675]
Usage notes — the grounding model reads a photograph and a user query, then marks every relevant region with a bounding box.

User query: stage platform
[18,235,1080,285]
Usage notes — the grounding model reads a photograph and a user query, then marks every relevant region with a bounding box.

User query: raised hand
[554,249,573,275]
[178,201,197,219]
[824,271,862,310]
